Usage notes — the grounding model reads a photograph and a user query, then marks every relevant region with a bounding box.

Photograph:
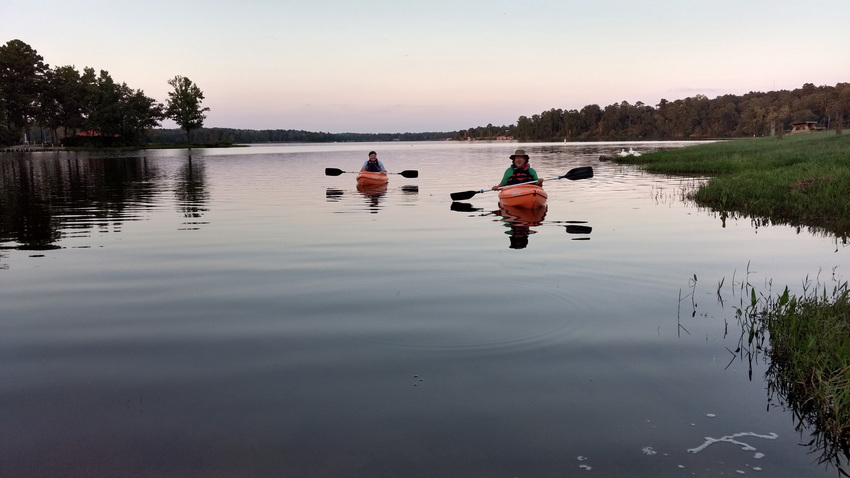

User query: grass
[626,133,850,470]
[741,277,850,470]
[617,132,850,237]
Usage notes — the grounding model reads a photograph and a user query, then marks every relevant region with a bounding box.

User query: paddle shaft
[449,166,592,201]
[325,168,418,178]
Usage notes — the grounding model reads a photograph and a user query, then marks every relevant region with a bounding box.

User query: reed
[617,133,850,237]
[749,278,850,468]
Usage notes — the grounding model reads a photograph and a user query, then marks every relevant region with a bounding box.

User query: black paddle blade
[566,225,593,234]
[399,170,418,178]
[325,168,344,176]
[450,190,479,201]
[565,166,593,180]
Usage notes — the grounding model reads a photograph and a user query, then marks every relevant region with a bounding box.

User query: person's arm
[360,160,368,172]
[530,168,543,185]
[378,160,387,172]
[492,168,512,190]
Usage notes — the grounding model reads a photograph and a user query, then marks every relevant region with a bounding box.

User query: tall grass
[618,133,850,237]
[734,276,850,472]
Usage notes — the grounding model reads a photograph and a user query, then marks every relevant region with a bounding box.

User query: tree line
[457,83,849,141]
[2,39,847,147]
[144,128,455,144]
[0,39,208,147]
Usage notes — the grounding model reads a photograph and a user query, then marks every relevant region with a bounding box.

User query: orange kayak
[498,184,547,209]
[356,171,388,186]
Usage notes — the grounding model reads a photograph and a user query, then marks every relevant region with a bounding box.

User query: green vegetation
[0,39,166,147]
[0,39,208,148]
[646,135,850,468]
[460,83,850,141]
[165,75,209,144]
[733,275,850,469]
[617,133,850,238]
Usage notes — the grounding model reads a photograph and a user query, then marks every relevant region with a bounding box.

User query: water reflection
[451,201,594,249]
[325,188,344,201]
[498,204,546,249]
[326,184,416,211]
[175,155,209,230]
[766,361,850,475]
[0,155,161,249]
[357,183,387,213]
[564,222,593,239]
[712,274,850,475]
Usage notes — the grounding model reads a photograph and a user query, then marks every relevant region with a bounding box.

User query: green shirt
[499,166,538,185]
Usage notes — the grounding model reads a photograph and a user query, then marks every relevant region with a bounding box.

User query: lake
[1,141,847,477]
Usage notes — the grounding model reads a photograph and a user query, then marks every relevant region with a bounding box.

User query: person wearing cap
[492,149,543,190]
[361,151,387,173]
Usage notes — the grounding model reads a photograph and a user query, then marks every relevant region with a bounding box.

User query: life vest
[365,160,382,172]
[507,164,535,185]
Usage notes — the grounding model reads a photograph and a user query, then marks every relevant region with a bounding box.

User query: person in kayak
[361,151,387,173]
[492,149,543,190]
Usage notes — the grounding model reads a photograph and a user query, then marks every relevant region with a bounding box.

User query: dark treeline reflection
[0,155,207,248]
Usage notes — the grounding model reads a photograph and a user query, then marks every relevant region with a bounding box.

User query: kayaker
[492,149,543,190]
[361,151,387,173]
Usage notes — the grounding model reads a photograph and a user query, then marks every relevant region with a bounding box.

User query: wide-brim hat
[510,149,529,159]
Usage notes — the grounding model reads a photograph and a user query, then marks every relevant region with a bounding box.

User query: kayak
[498,184,547,209]
[356,171,388,186]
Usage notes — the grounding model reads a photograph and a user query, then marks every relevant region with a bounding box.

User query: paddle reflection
[325,188,344,201]
[451,202,593,249]
[564,222,593,240]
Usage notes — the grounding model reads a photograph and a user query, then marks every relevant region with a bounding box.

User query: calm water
[1,141,847,477]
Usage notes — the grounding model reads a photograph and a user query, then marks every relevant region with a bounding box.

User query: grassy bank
[617,132,850,237]
[623,133,850,465]
[745,280,850,466]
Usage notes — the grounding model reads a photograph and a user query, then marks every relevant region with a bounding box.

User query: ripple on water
[330,276,591,353]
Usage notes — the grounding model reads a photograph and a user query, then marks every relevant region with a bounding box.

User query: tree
[165,75,209,144]
[38,65,87,142]
[0,39,48,143]
[80,69,163,146]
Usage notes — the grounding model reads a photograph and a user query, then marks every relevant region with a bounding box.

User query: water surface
[1,141,847,476]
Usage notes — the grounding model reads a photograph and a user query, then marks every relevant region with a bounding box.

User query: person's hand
[537,179,544,186]
[491,185,501,191]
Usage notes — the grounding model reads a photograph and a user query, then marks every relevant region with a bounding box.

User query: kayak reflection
[450,202,593,248]
[357,182,388,213]
[498,204,547,249]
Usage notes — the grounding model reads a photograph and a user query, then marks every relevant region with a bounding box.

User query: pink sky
[4,0,848,133]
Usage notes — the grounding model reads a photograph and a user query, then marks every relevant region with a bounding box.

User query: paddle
[449,166,593,201]
[325,168,418,178]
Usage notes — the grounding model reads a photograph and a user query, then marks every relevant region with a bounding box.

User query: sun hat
[509,149,529,159]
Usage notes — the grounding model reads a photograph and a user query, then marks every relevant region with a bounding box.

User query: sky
[3,0,849,133]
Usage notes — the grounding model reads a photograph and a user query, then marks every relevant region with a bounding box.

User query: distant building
[789,121,824,133]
